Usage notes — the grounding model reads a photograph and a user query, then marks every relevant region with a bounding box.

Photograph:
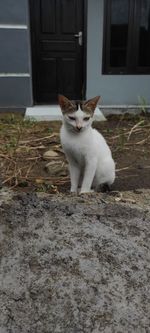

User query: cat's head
[58,95,100,133]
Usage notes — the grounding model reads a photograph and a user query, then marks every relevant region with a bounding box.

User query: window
[103,0,150,74]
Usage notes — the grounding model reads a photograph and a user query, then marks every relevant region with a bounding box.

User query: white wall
[86,0,150,106]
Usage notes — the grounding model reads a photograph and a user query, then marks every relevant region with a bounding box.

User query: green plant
[138,96,148,114]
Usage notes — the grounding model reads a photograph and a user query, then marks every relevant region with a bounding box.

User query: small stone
[45,161,68,177]
[35,178,45,184]
[43,150,59,160]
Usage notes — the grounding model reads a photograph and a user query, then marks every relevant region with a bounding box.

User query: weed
[138,96,148,115]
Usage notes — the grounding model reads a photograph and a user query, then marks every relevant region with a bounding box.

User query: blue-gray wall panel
[87,0,150,105]
[0,77,33,107]
[0,0,28,25]
[0,29,30,73]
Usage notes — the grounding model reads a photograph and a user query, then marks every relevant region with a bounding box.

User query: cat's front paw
[70,189,78,194]
[79,189,94,195]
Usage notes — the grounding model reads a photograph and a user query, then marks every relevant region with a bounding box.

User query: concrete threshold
[25,105,106,121]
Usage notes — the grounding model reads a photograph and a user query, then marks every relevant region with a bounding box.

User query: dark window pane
[104,0,150,74]
[139,0,150,67]
[110,0,129,67]
[110,49,127,67]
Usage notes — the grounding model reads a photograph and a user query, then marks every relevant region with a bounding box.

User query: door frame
[29,0,87,104]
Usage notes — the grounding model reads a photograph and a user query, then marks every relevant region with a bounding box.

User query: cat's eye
[68,116,76,121]
[84,117,90,121]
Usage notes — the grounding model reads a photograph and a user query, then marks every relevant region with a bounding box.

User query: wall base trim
[100,105,150,116]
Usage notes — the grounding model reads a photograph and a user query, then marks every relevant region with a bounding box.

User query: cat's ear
[58,95,74,114]
[84,96,100,114]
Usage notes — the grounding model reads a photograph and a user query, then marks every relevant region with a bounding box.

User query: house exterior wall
[86,0,150,106]
[0,0,150,108]
[0,0,33,107]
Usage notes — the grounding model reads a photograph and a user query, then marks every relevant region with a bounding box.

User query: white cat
[59,95,115,194]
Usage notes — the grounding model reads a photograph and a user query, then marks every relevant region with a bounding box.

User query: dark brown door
[30,0,86,103]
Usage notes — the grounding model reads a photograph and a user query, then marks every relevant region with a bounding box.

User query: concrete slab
[0,191,150,333]
[25,105,106,121]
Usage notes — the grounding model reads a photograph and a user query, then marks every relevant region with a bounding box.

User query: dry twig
[19,133,58,145]
[127,120,145,141]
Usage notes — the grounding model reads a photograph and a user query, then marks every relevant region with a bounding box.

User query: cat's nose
[76,125,82,131]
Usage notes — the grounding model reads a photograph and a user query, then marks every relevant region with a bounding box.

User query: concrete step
[25,105,106,121]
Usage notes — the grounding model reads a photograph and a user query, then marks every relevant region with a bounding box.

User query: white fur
[60,107,115,194]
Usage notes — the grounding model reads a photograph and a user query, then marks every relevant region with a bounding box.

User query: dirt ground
[0,113,150,332]
[0,112,150,206]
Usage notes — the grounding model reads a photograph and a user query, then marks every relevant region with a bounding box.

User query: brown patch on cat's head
[82,96,100,116]
[58,95,77,114]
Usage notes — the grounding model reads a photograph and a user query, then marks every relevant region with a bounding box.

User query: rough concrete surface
[0,190,150,333]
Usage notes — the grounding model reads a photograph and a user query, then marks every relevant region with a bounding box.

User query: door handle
[74,31,83,46]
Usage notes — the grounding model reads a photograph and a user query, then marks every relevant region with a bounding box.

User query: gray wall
[86,0,150,105]
[1,0,150,107]
[0,0,33,107]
